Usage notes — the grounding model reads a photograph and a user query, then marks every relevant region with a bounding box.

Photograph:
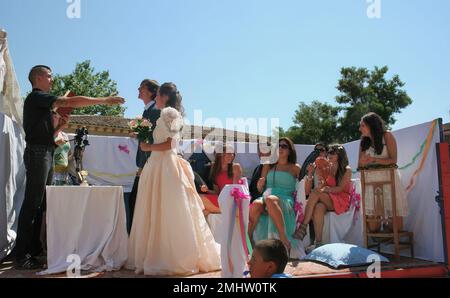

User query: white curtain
[0,31,23,126]
[0,30,25,262]
[0,112,26,261]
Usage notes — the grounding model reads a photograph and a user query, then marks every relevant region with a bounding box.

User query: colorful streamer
[405,120,437,193]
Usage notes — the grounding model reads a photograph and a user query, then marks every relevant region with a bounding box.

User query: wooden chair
[360,168,414,260]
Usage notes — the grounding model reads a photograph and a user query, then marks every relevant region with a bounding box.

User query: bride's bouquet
[128,116,152,142]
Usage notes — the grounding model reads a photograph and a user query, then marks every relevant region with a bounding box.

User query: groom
[128,79,160,232]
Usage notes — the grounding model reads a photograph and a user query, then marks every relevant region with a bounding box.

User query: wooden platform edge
[299,264,448,278]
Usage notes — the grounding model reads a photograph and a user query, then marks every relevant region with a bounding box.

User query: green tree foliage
[335,66,412,142]
[281,101,340,145]
[51,60,125,116]
[283,66,412,144]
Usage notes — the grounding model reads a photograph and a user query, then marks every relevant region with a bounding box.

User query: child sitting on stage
[247,239,292,278]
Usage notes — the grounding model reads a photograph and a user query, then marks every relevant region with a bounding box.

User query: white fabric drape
[40,186,128,274]
[70,134,138,192]
[0,112,26,261]
[0,32,23,126]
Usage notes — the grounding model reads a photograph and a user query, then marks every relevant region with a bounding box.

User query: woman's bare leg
[312,202,328,243]
[303,191,321,225]
[248,200,264,245]
[265,195,291,250]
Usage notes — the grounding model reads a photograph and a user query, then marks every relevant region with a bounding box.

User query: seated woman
[303,143,329,196]
[299,142,328,183]
[248,137,302,257]
[293,144,352,251]
[200,143,242,216]
[358,112,407,232]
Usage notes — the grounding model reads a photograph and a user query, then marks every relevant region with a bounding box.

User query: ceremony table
[41,186,128,274]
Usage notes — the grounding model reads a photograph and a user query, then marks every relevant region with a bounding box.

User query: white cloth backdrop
[0,30,25,262]
[0,31,23,126]
[0,114,25,261]
[71,134,138,192]
[40,186,128,274]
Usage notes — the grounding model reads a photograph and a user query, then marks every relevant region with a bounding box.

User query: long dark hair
[209,144,235,183]
[328,144,349,185]
[271,137,297,169]
[159,82,184,114]
[360,112,386,155]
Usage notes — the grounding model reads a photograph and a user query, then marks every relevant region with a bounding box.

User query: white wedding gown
[126,107,221,276]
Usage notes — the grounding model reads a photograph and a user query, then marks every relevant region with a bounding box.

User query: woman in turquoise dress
[248,137,305,259]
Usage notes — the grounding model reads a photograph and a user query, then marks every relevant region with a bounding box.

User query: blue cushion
[302,243,389,269]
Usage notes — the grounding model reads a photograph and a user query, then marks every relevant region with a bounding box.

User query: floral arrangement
[128,116,152,142]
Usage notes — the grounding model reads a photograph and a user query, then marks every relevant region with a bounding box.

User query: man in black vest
[127,79,160,233]
[15,65,124,269]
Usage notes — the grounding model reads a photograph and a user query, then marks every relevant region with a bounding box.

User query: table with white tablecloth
[40,186,128,274]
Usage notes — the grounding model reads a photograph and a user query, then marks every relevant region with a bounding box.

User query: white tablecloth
[41,186,128,274]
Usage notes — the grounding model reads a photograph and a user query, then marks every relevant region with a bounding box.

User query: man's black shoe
[15,255,44,270]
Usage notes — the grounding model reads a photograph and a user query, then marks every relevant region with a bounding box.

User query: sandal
[306,241,323,254]
[292,223,308,240]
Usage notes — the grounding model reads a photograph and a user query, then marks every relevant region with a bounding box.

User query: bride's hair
[159,82,185,115]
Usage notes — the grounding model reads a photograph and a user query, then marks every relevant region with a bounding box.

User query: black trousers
[127,175,140,234]
[15,145,54,260]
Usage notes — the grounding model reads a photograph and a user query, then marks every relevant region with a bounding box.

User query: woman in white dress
[126,83,221,276]
[358,112,408,232]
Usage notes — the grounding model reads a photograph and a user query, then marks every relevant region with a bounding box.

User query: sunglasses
[316,148,326,152]
[279,143,289,150]
[328,151,337,155]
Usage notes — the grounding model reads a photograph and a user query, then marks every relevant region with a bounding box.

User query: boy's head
[248,239,288,278]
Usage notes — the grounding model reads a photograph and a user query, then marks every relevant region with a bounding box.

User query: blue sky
[1,0,449,137]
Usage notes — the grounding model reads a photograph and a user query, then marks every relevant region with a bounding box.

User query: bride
[126,82,221,276]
